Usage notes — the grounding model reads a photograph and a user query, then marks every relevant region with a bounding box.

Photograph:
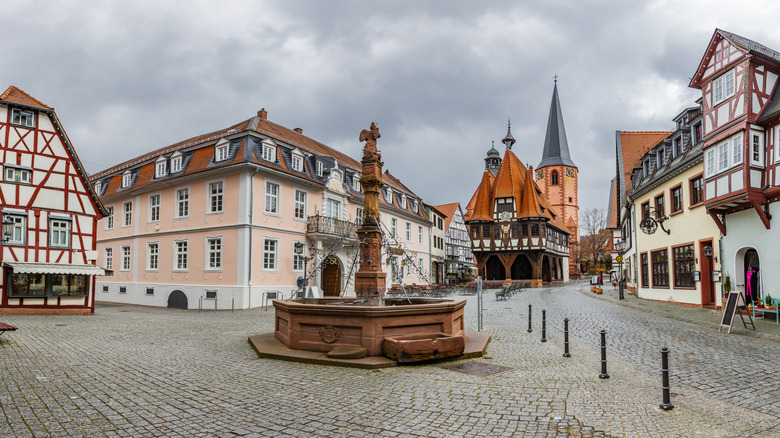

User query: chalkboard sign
[719,292,756,334]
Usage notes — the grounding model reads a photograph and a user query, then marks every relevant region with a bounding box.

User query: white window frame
[325,198,341,219]
[175,187,190,218]
[3,165,31,184]
[49,218,71,249]
[713,69,735,105]
[391,218,398,238]
[123,201,133,227]
[262,144,276,162]
[263,238,279,271]
[352,175,361,192]
[121,245,131,271]
[216,144,229,162]
[406,222,411,241]
[105,206,114,230]
[775,126,780,164]
[291,154,303,171]
[121,171,132,188]
[205,237,222,271]
[356,207,364,225]
[10,108,34,127]
[208,181,224,214]
[149,194,161,222]
[170,154,183,173]
[147,242,159,271]
[418,226,423,244]
[104,247,113,271]
[316,161,323,177]
[2,214,26,245]
[706,133,744,178]
[386,188,393,204]
[294,189,307,221]
[751,131,765,167]
[401,196,407,209]
[732,135,743,167]
[174,240,188,271]
[292,240,305,272]
[718,142,729,172]
[155,160,167,178]
[264,181,280,215]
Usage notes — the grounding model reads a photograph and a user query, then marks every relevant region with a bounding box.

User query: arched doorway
[510,255,532,280]
[321,256,342,297]
[485,255,506,281]
[167,290,188,309]
[744,248,760,304]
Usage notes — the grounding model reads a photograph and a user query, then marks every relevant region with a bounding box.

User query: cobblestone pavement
[0,283,777,437]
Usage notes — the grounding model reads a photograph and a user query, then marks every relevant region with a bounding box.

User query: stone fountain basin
[383,332,466,363]
[273,297,466,356]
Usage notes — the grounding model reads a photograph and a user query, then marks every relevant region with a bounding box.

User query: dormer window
[655,150,663,169]
[291,154,303,171]
[316,161,323,177]
[495,197,514,214]
[155,158,167,178]
[673,137,682,158]
[10,108,34,127]
[352,174,361,192]
[215,143,229,162]
[386,188,393,204]
[121,171,132,188]
[401,196,407,209]
[171,153,183,173]
[262,140,276,162]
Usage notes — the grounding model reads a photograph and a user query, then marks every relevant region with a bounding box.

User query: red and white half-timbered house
[0,86,107,314]
[689,30,780,305]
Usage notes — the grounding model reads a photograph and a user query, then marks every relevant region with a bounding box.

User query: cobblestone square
[0,282,778,437]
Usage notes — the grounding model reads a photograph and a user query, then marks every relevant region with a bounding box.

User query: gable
[691,30,748,88]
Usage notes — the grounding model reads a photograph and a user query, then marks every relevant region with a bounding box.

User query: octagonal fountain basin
[273,297,466,357]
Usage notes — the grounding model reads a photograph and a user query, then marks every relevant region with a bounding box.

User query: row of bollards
[526,304,674,411]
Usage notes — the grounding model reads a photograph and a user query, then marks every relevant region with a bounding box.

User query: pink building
[92,110,433,309]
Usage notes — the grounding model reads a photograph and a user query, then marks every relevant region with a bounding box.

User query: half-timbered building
[689,29,780,306]
[0,86,107,314]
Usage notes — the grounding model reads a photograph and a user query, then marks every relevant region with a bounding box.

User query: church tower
[535,81,579,274]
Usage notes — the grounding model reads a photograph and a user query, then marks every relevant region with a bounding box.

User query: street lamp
[294,241,317,297]
[615,240,628,300]
[2,217,14,243]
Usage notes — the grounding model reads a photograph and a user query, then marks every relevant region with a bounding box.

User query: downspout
[631,204,639,294]
[247,168,259,307]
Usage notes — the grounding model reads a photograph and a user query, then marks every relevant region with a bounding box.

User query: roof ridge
[0,85,53,110]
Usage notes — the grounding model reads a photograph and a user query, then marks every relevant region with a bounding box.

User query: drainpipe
[631,204,639,294]
[247,168,259,307]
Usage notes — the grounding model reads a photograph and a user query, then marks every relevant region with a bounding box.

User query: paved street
[0,282,778,437]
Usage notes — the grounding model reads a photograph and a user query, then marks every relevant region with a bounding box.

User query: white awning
[2,262,107,276]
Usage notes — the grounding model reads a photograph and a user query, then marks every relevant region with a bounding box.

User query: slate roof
[718,29,780,65]
[538,83,576,169]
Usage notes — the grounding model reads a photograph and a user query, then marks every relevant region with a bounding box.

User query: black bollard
[659,347,674,410]
[527,304,533,333]
[541,310,547,342]
[563,318,571,357]
[599,330,609,379]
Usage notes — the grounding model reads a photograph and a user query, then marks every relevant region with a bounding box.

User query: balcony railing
[307,214,358,238]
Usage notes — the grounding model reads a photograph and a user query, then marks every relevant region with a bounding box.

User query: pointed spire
[538,81,576,169]
[502,119,516,149]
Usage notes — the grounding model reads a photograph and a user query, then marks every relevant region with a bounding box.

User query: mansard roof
[690,29,780,88]
[538,83,576,169]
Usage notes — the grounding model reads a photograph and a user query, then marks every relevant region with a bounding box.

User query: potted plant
[723,274,731,297]
[766,294,773,308]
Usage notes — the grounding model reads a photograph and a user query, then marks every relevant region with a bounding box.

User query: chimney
[294,128,303,134]
[258,108,267,120]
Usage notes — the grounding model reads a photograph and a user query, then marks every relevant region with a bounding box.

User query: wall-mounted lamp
[702,245,717,263]
[2,217,14,243]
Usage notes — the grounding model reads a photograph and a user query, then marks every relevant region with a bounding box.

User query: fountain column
[355,123,387,301]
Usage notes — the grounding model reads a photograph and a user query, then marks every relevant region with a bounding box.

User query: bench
[0,322,17,336]
[752,297,779,324]
[495,287,510,301]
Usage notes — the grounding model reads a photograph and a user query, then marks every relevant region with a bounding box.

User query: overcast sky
[4,0,780,220]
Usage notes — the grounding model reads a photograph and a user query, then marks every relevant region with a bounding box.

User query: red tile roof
[434,202,460,231]
[0,86,53,110]
[619,131,671,195]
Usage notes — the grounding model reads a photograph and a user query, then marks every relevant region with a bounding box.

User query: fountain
[250,123,488,366]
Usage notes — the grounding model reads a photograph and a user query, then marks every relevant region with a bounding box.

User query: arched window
[551,170,559,185]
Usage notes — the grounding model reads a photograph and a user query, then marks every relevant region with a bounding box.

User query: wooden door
[321,257,341,297]
[699,241,714,305]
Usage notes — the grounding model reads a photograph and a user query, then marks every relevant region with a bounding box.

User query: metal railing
[306,215,358,238]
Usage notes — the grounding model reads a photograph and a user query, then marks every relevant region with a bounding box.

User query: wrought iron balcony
[307,214,358,239]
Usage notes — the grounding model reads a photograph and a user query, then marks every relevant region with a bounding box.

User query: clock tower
[536,80,579,275]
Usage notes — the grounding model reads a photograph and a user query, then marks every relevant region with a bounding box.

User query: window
[149,195,160,222]
[352,175,361,192]
[718,142,728,171]
[641,202,650,220]
[176,188,189,218]
[104,247,113,271]
[205,291,217,299]
[3,166,31,184]
[325,199,340,219]
[93,181,102,194]
[171,154,183,173]
[102,285,109,293]
[713,69,735,105]
[121,172,132,188]
[146,288,154,295]
[121,246,131,271]
[2,214,25,245]
[732,135,743,167]
[10,108,34,127]
[155,160,167,178]
[655,195,665,218]
[493,226,500,239]
[316,161,323,177]
[482,225,490,238]
[105,206,114,230]
[386,188,393,204]
[263,239,278,270]
[641,253,648,287]
[707,133,743,178]
[207,237,222,270]
[119,286,127,294]
[551,170,559,185]
[209,181,223,213]
[293,241,305,272]
[651,249,669,287]
[216,144,229,162]
[405,222,411,241]
[673,137,682,157]
[642,159,649,178]
[418,226,423,244]
[401,196,407,209]
[294,190,307,220]
[292,155,303,171]
[693,123,702,144]
[147,242,159,271]
[521,224,528,237]
[175,240,188,270]
[511,224,518,238]
[705,148,716,176]
[49,219,70,248]
[265,182,279,214]
[391,218,398,238]
[531,223,539,236]
[751,133,764,166]
[673,245,695,288]
[656,149,664,169]
[262,144,275,162]
[9,273,88,297]
[671,186,683,213]
[123,202,132,227]
[690,176,704,206]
